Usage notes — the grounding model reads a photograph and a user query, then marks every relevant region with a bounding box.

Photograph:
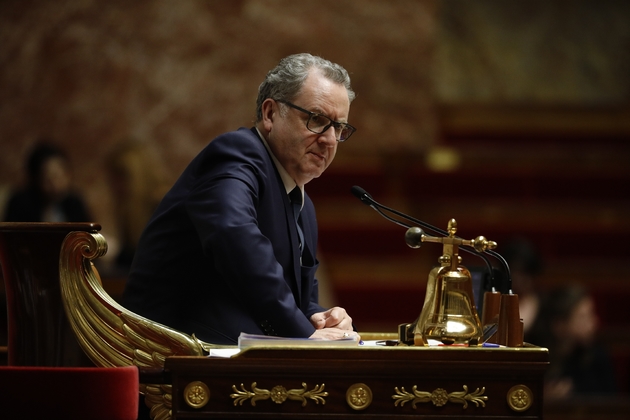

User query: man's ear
[261,99,275,132]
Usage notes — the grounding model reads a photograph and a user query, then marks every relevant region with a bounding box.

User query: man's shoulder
[199,127,270,164]
[210,127,262,149]
[184,127,271,180]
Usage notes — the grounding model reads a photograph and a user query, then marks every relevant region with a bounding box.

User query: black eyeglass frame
[276,99,356,142]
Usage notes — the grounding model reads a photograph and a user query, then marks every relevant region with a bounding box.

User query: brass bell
[405,219,496,346]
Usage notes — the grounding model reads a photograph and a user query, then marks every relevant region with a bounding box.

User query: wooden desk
[166,344,548,419]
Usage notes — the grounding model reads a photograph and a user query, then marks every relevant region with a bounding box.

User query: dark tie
[289,187,304,256]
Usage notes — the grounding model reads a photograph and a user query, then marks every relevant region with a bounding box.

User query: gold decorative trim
[507,384,533,412]
[393,385,488,409]
[184,381,210,409]
[346,383,372,411]
[58,230,213,420]
[144,383,172,420]
[231,382,327,407]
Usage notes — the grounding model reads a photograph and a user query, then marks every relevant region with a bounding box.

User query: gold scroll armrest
[59,230,211,420]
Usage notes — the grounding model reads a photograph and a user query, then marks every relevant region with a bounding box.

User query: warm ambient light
[425,146,461,172]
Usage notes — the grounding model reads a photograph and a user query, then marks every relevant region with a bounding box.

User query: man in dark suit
[123,53,358,345]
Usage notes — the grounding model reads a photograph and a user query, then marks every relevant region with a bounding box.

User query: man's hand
[310,307,353,331]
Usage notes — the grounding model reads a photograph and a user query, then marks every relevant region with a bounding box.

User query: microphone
[351,186,412,230]
[351,185,512,291]
[351,185,372,205]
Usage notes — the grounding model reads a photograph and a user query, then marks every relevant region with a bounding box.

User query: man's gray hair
[256,53,355,122]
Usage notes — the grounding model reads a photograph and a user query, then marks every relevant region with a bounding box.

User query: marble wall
[0,0,437,238]
[435,0,630,104]
[1,0,628,247]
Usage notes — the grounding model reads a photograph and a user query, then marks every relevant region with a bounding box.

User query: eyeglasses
[276,100,356,142]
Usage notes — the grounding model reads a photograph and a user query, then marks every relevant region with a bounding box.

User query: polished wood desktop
[166,342,548,419]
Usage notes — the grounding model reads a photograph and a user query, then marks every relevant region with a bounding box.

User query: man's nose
[318,126,338,146]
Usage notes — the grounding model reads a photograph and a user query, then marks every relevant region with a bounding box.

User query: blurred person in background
[3,141,91,222]
[502,237,545,343]
[105,140,170,273]
[536,284,618,400]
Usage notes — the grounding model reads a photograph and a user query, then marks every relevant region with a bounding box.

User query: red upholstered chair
[0,365,139,420]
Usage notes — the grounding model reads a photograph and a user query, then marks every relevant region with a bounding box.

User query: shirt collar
[255,127,304,208]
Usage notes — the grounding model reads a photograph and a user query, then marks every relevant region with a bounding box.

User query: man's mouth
[309,151,326,162]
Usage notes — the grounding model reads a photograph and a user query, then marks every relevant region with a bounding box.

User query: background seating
[0,222,101,366]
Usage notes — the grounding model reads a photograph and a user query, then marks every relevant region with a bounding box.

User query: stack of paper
[238,332,361,349]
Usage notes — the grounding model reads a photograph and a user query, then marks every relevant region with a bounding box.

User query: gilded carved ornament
[183,381,210,409]
[393,384,488,409]
[507,384,533,412]
[58,231,215,420]
[346,383,373,410]
[231,382,327,407]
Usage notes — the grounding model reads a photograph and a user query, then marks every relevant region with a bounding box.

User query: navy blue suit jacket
[123,127,325,344]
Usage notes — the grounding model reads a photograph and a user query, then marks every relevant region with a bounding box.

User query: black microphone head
[405,227,424,248]
[351,185,372,205]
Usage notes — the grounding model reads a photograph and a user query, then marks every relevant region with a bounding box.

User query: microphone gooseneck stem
[351,185,511,290]
[371,205,412,229]
[486,249,512,292]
